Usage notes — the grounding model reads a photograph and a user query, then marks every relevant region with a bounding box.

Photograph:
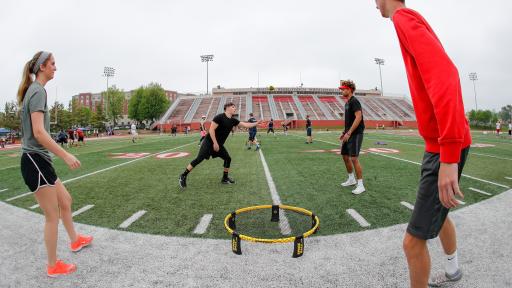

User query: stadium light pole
[103,66,115,124]
[201,55,214,95]
[469,72,478,111]
[374,58,385,97]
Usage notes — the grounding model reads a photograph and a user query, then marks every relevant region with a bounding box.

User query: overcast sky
[1,0,510,113]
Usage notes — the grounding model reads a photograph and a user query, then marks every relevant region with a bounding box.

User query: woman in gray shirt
[18,51,93,277]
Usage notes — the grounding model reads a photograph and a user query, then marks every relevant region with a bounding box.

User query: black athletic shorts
[407,147,470,240]
[267,128,274,133]
[248,131,257,141]
[78,136,84,142]
[341,133,363,157]
[20,153,57,192]
[306,127,312,137]
[196,140,230,161]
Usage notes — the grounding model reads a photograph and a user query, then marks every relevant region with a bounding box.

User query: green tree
[2,101,21,131]
[498,105,512,122]
[128,87,145,123]
[90,103,106,129]
[140,83,169,124]
[103,86,125,126]
[49,101,71,131]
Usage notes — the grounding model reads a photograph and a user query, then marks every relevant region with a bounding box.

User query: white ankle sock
[357,179,363,186]
[348,173,355,180]
[445,250,459,275]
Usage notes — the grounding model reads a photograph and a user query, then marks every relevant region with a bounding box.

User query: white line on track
[400,201,414,210]
[119,210,147,229]
[312,138,510,189]
[468,187,492,196]
[258,149,292,235]
[0,189,8,193]
[506,177,512,180]
[0,165,19,171]
[5,142,195,202]
[71,205,95,217]
[346,209,371,228]
[29,204,39,209]
[193,214,213,234]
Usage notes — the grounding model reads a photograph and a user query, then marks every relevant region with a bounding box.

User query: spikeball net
[224,204,320,258]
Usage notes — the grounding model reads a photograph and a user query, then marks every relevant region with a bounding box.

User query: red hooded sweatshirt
[392,8,471,163]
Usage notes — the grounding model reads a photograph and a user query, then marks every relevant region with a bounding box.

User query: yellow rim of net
[224,204,320,244]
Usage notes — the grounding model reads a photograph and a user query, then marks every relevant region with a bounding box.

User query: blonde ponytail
[17,51,47,105]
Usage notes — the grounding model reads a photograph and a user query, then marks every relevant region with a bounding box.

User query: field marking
[0,165,19,171]
[71,204,95,217]
[29,204,39,209]
[313,138,510,189]
[506,177,512,180]
[468,187,492,196]
[193,214,213,234]
[400,201,414,210]
[119,210,147,229]
[258,149,292,235]
[346,209,371,228]
[0,189,8,193]
[5,142,195,202]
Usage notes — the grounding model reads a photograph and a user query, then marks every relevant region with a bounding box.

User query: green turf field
[1,130,511,239]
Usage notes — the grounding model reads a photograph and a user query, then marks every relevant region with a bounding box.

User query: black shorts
[20,153,57,192]
[407,147,469,240]
[341,133,363,157]
[196,140,230,161]
[78,136,84,142]
[306,127,312,136]
[248,131,257,141]
[267,128,274,133]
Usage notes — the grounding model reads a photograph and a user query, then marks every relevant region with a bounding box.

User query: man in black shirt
[305,115,313,144]
[339,80,366,195]
[179,102,261,188]
[246,113,260,151]
[267,118,275,135]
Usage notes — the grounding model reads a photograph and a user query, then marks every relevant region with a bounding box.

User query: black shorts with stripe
[20,153,57,192]
[341,133,363,157]
[407,147,469,240]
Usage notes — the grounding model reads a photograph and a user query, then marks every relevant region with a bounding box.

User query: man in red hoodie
[375,1,472,287]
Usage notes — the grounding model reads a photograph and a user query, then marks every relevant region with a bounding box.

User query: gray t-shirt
[21,81,51,162]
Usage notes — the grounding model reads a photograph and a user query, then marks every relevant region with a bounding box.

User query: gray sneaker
[428,269,463,287]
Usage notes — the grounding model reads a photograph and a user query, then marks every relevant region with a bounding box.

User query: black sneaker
[221,177,235,184]
[179,174,187,188]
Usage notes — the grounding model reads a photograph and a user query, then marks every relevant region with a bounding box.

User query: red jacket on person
[392,8,471,163]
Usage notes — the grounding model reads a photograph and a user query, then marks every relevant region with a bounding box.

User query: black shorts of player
[191,140,232,168]
[248,131,257,141]
[267,128,274,133]
[78,136,84,142]
[407,147,470,240]
[341,133,363,157]
[306,127,312,137]
[20,153,57,192]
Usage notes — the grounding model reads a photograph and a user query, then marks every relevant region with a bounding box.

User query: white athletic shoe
[352,185,366,195]
[341,178,357,187]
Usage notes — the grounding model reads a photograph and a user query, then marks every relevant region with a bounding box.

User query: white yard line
[29,204,39,209]
[0,189,8,193]
[193,214,213,234]
[313,138,510,189]
[346,209,371,228]
[258,149,292,235]
[71,205,95,217]
[400,201,414,210]
[468,187,492,196]
[5,142,195,202]
[119,210,147,229]
[505,177,512,180]
[0,165,19,171]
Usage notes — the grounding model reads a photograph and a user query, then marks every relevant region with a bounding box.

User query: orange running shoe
[70,234,93,252]
[47,260,77,277]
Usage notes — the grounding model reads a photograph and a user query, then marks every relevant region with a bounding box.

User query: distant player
[267,118,275,135]
[76,128,84,147]
[496,120,501,135]
[179,102,261,188]
[305,115,313,144]
[508,121,511,136]
[246,113,260,150]
[130,122,137,143]
[67,128,74,147]
[339,80,366,195]
[282,121,289,136]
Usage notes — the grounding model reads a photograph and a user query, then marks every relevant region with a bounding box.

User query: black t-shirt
[344,96,365,134]
[206,113,240,146]
[306,119,312,128]
[268,120,273,128]
[248,117,257,132]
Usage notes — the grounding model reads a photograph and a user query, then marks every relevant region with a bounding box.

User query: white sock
[348,173,355,180]
[357,179,364,187]
[445,250,459,275]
